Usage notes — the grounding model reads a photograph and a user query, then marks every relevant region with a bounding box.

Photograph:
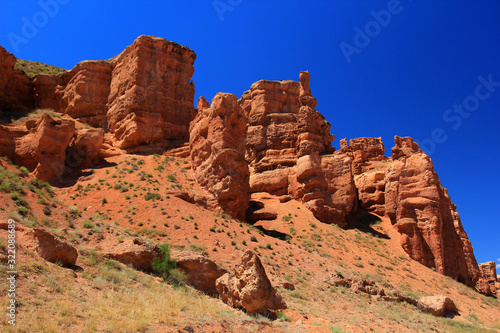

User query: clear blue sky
[1,0,499,273]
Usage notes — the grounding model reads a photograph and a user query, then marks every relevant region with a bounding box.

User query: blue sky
[1,0,499,273]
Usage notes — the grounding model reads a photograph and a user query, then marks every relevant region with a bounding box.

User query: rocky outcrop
[385,136,481,288]
[417,296,458,317]
[107,35,196,149]
[242,72,356,226]
[171,250,227,296]
[0,46,33,112]
[479,262,498,294]
[216,250,286,315]
[328,273,417,305]
[190,93,250,220]
[33,60,112,127]
[101,238,160,272]
[32,228,78,267]
[66,126,105,169]
[16,114,76,183]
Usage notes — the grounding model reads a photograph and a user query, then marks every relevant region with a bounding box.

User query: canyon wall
[0,37,493,294]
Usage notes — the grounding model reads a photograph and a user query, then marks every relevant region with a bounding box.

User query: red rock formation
[384,136,482,288]
[29,35,197,150]
[417,296,458,317]
[172,250,227,296]
[33,60,112,127]
[243,72,355,226]
[67,126,105,169]
[190,93,250,220]
[32,228,78,267]
[15,114,76,183]
[479,261,498,294]
[0,46,33,113]
[216,250,286,315]
[107,35,196,149]
[101,238,160,272]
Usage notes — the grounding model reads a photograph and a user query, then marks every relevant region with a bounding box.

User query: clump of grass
[144,192,162,201]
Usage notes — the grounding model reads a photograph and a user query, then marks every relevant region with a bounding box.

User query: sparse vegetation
[15,59,67,77]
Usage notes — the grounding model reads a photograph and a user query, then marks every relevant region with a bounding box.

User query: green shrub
[152,244,179,281]
[17,206,30,217]
[277,312,291,322]
[83,221,94,228]
[144,192,162,201]
[19,166,29,175]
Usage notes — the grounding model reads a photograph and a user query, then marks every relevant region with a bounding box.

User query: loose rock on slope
[216,250,286,315]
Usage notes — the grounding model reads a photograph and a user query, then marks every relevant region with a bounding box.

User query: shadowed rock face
[0,46,34,112]
[190,93,250,220]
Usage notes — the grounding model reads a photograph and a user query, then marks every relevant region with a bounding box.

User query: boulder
[190,93,250,220]
[67,126,105,169]
[417,296,458,317]
[171,250,227,296]
[33,228,78,267]
[101,238,160,271]
[216,250,286,315]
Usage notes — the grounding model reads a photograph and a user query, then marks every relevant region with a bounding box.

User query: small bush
[277,312,291,322]
[152,243,177,280]
[18,206,30,217]
[144,192,162,201]
[19,166,29,176]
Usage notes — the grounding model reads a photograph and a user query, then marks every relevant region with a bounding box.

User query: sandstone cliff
[0,37,494,295]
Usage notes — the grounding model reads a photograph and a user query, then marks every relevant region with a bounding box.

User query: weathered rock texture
[479,262,499,294]
[33,35,197,149]
[241,71,356,226]
[101,238,160,272]
[190,93,250,220]
[0,114,75,183]
[32,228,78,267]
[0,46,33,112]
[0,37,494,295]
[0,35,197,181]
[33,60,112,127]
[385,136,481,288]
[417,296,458,317]
[171,250,227,296]
[216,250,286,315]
[107,35,196,149]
